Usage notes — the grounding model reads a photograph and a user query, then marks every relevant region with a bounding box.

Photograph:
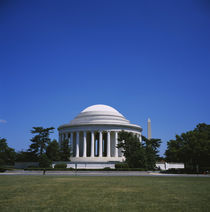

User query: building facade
[58,104,142,163]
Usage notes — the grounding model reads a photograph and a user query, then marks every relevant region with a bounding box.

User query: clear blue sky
[0,0,210,156]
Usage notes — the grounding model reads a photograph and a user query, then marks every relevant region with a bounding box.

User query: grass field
[0,176,210,211]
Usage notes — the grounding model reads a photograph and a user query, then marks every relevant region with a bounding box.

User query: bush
[28,166,39,168]
[115,163,129,169]
[200,166,210,173]
[0,158,5,167]
[160,168,187,174]
[39,154,52,168]
[104,167,111,170]
[24,167,74,171]
[54,163,67,169]
[115,168,147,171]
[155,166,161,171]
[2,166,14,171]
[0,167,6,172]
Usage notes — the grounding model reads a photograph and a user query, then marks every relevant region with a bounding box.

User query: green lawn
[0,176,210,211]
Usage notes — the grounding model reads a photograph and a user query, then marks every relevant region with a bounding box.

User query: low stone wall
[52,161,115,169]
[15,162,39,169]
[156,162,184,170]
[14,161,184,170]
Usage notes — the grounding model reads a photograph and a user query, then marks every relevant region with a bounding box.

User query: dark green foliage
[0,158,5,167]
[0,167,6,172]
[24,167,74,171]
[103,167,111,170]
[0,137,16,165]
[160,168,194,174]
[59,139,71,161]
[54,163,67,168]
[115,163,129,169]
[118,131,146,168]
[117,131,161,169]
[28,127,54,157]
[115,168,147,171]
[15,151,37,162]
[165,138,184,163]
[16,126,71,164]
[39,154,51,168]
[1,126,73,166]
[142,136,161,170]
[46,139,60,161]
[165,123,210,172]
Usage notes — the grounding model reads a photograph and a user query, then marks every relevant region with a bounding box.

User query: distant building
[156,162,185,170]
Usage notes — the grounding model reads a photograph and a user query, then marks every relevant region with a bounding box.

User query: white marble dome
[69,104,130,126]
[82,104,121,114]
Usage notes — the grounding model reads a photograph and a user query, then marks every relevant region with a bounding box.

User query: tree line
[117,123,210,171]
[0,126,161,169]
[0,127,71,168]
[165,123,210,172]
[1,123,210,171]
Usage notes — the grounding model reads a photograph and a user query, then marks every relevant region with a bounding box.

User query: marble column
[66,133,69,141]
[99,131,103,157]
[70,132,74,154]
[76,132,79,157]
[91,131,95,157]
[83,131,87,157]
[59,133,61,144]
[139,134,142,143]
[62,133,65,142]
[114,131,118,157]
[107,131,111,157]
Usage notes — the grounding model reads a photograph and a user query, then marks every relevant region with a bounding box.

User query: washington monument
[147,118,152,140]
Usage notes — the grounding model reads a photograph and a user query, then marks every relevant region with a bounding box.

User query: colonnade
[59,131,121,158]
[59,130,141,158]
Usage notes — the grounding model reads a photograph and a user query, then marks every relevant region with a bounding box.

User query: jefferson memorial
[57,104,142,168]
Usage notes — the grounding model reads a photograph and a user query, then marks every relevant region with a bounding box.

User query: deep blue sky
[0,0,210,156]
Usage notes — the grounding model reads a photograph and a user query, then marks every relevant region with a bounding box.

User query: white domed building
[57,104,142,168]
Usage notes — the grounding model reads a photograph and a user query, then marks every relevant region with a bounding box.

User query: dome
[69,104,130,126]
[81,104,123,116]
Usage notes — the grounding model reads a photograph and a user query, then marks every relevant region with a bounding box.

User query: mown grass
[0,176,210,211]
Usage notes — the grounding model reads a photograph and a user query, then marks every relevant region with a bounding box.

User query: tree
[28,127,54,157]
[117,131,161,169]
[39,154,51,168]
[117,131,146,168]
[165,138,183,162]
[46,139,60,161]
[15,151,37,162]
[0,137,16,165]
[142,136,161,170]
[0,158,5,167]
[59,139,71,161]
[165,123,210,172]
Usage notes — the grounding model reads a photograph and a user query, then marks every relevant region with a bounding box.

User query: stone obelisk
[147,118,152,140]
